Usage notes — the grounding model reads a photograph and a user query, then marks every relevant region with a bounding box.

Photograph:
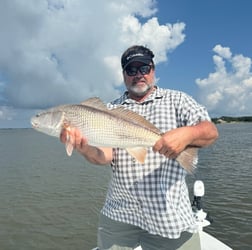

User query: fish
[31,97,198,173]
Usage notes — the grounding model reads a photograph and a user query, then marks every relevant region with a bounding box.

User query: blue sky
[156,0,252,96]
[0,0,252,128]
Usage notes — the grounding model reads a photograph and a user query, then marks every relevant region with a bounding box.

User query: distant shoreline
[212,116,252,124]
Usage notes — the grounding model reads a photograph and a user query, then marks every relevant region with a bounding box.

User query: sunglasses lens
[126,67,137,76]
[139,65,151,74]
[125,65,152,76]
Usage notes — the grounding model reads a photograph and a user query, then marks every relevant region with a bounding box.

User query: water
[0,124,251,250]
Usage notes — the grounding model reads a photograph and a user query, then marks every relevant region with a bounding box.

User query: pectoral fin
[65,142,73,156]
[126,147,147,164]
[64,127,73,156]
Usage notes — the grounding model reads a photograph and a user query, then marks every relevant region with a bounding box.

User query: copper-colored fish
[31,97,197,172]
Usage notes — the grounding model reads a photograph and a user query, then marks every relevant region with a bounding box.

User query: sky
[0,0,252,128]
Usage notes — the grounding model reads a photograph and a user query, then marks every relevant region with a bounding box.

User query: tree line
[212,116,252,123]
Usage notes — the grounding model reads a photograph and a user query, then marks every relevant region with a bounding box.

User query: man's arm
[153,121,218,159]
[60,128,113,165]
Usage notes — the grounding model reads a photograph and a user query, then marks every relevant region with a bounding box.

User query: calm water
[0,124,251,250]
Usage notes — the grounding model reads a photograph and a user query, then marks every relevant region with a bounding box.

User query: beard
[127,81,154,97]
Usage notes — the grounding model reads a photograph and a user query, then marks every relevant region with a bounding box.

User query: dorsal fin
[81,97,107,111]
[81,97,161,135]
[109,106,161,135]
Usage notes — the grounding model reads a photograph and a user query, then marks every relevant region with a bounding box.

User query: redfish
[31,97,197,172]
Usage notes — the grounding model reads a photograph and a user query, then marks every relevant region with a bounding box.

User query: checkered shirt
[101,87,211,238]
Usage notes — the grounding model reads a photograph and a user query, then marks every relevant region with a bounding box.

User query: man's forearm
[76,144,113,165]
[188,121,219,147]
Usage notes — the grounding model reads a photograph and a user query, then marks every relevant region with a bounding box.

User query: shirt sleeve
[177,92,211,126]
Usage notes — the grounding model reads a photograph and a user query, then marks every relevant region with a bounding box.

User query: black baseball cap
[121,45,155,70]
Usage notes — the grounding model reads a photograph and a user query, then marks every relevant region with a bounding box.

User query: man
[61,45,218,250]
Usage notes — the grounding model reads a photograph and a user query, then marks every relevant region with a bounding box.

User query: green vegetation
[212,116,252,124]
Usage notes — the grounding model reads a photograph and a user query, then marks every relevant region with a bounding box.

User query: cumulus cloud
[0,0,184,107]
[196,45,252,116]
[0,0,186,127]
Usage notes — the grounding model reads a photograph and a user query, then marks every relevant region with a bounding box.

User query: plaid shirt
[101,87,211,238]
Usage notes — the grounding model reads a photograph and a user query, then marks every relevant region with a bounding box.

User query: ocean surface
[0,123,251,250]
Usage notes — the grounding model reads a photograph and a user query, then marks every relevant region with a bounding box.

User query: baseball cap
[121,45,155,70]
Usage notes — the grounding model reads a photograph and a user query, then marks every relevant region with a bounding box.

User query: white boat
[190,180,232,250]
[92,180,232,250]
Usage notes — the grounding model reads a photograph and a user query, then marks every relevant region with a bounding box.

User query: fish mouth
[30,118,38,128]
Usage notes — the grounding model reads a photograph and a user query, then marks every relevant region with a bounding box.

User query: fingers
[60,129,68,144]
[72,128,82,147]
[153,137,180,159]
[60,127,88,150]
[153,145,178,159]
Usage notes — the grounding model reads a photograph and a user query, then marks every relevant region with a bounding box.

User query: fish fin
[64,126,73,156]
[176,147,198,174]
[80,97,161,135]
[110,107,161,135]
[80,97,108,110]
[65,142,73,156]
[126,147,147,164]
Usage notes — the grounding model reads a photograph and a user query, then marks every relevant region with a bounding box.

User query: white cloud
[0,0,185,127]
[196,45,252,116]
[119,16,185,63]
[213,44,232,59]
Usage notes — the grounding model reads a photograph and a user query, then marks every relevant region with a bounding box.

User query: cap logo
[126,53,144,61]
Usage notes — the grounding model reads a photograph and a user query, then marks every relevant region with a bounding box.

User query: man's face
[123,62,155,98]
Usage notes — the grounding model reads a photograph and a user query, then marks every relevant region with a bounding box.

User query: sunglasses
[125,65,153,76]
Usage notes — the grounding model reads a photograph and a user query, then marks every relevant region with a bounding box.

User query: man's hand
[153,127,191,159]
[59,127,113,165]
[153,121,218,159]
[60,127,88,156]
